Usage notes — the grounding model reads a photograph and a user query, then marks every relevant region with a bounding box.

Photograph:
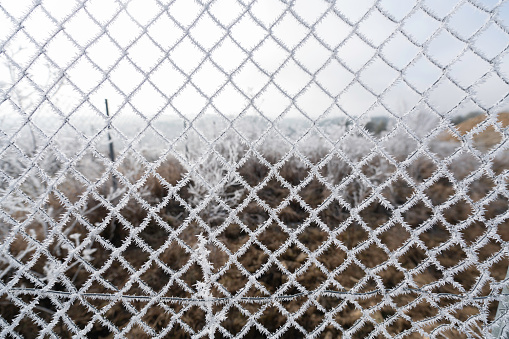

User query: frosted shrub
[186,129,247,226]
[194,233,227,338]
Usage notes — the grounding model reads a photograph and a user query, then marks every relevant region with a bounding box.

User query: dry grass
[441,112,509,149]
[1,136,508,338]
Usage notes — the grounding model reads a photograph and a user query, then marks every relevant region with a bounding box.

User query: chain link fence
[1,0,509,337]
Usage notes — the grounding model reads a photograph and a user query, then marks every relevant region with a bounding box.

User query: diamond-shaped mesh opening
[448,152,482,181]
[471,127,506,155]
[278,200,309,227]
[381,176,414,206]
[383,128,420,162]
[200,198,232,227]
[178,261,204,292]
[156,239,190,270]
[437,243,468,269]
[317,244,347,272]
[218,305,249,336]
[179,305,207,334]
[258,305,287,334]
[209,244,230,275]
[217,222,249,251]
[138,220,172,249]
[399,245,427,270]
[485,194,509,221]
[256,131,292,165]
[319,155,352,185]
[237,154,270,187]
[468,173,497,202]
[139,263,173,292]
[238,202,270,231]
[139,304,172,335]
[406,299,441,322]
[258,177,290,208]
[424,176,456,206]
[299,177,330,209]
[358,243,390,268]
[257,223,289,252]
[238,243,269,274]
[335,262,366,290]
[279,155,309,186]
[333,301,363,330]
[66,301,96,331]
[279,243,307,273]
[297,263,328,291]
[479,239,504,263]
[460,221,486,245]
[299,223,330,252]
[419,222,451,249]
[101,259,133,290]
[403,199,433,227]
[295,304,325,334]
[443,198,474,224]
[358,201,392,230]
[490,260,509,286]
[342,176,373,207]
[7,234,40,265]
[453,265,483,292]
[380,264,406,289]
[217,265,249,295]
[338,221,370,250]
[276,115,314,142]
[380,223,412,252]
[258,263,289,293]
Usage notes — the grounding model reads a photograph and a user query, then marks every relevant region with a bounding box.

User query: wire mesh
[0,0,508,337]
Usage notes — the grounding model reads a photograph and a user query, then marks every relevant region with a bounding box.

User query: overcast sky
[0,0,509,131]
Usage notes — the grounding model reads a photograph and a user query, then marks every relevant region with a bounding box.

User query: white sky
[0,0,509,129]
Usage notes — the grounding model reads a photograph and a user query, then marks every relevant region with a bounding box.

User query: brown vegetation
[0,134,508,338]
[441,112,509,149]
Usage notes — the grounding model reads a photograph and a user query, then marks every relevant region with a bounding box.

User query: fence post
[104,99,118,242]
[104,99,117,191]
[492,267,509,338]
